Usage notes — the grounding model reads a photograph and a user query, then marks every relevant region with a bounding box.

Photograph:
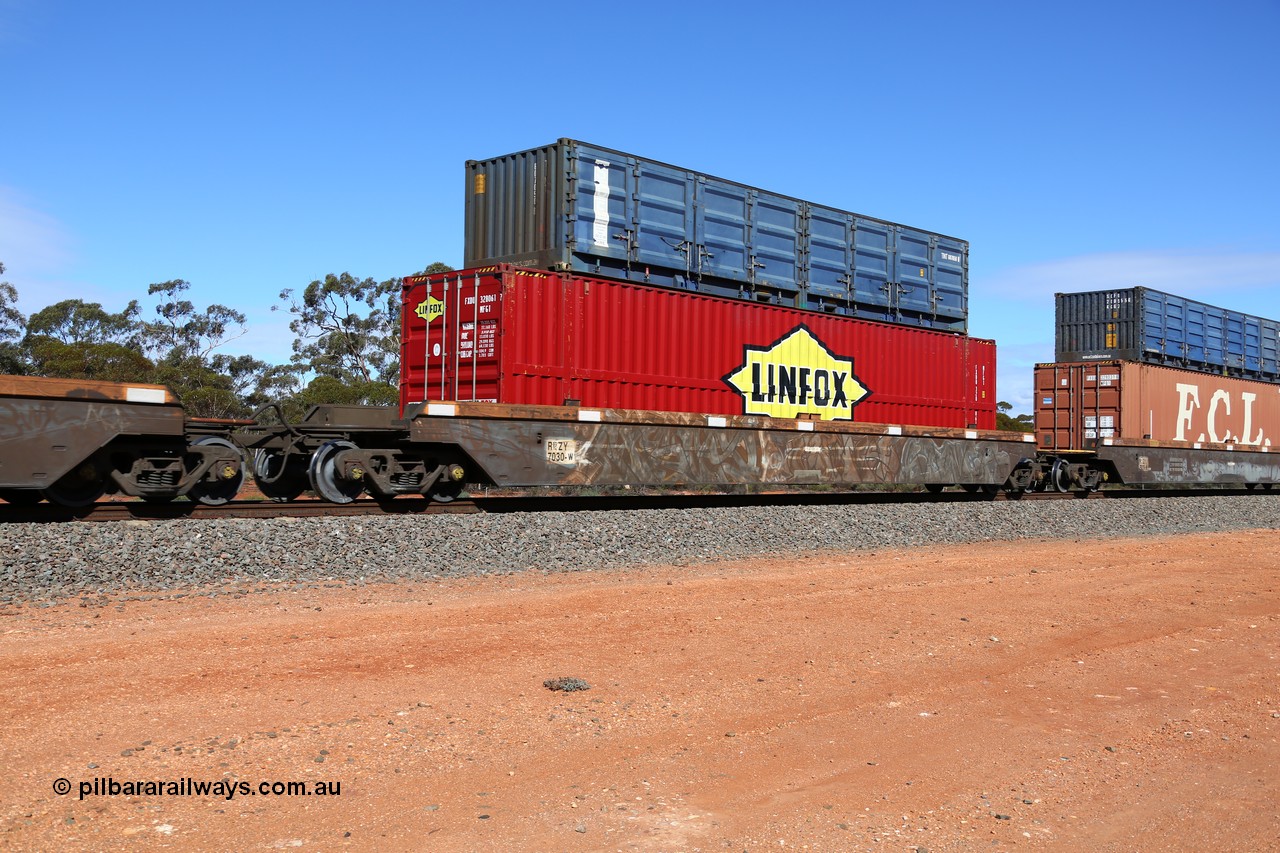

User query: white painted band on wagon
[126,387,167,404]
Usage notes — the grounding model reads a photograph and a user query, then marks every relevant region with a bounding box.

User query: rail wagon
[0,376,244,506]
[1034,361,1280,490]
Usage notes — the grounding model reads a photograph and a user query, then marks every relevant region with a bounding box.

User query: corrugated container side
[463,139,968,333]
[402,266,994,430]
[1035,360,1280,450]
[1055,289,1145,361]
[1056,287,1280,383]
[464,143,563,269]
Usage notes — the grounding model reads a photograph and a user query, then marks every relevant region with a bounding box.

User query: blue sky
[2,0,1277,411]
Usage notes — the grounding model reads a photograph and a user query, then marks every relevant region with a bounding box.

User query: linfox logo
[724,325,870,421]
[414,296,444,323]
[1174,382,1274,446]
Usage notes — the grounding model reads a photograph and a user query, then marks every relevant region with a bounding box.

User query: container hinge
[697,244,713,280]
[840,274,857,314]
[662,238,694,284]
[612,228,637,273]
[885,281,909,318]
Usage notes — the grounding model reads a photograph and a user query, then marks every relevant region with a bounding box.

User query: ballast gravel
[1,494,1278,602]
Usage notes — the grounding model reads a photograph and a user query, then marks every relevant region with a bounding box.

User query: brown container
[1035,361,1280,450]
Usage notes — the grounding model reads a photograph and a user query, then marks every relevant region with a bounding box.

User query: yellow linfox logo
[414,297,444,323]
[724,325,871,421]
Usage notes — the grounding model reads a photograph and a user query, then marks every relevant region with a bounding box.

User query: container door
[1150,292,1186,360]
[747,191,802,298]
[1183,298,1207,364]
[1085,365,1124,440]
[805,205,854,303]
[1225,310,1246,371]
[1202,305,1226,370]
[408,271,504,404]
[568,143,635,270]
[850,217,893,317]
[399,278,429,413]
[453,273,503,402]
[695,178,750,287]
[1183,301,1203,365]
[1035,364,1076,450]
[1261,318,1280,377]
[933,236,967,328]
[894,227,935,320]
[632,160,696,279]
[464,142,562,268]
[1034,363,1124,450]
[1111,288,1141,355]
[420,273,455,403]
[1242,316,1262,373]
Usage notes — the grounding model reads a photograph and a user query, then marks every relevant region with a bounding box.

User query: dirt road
[1,531,1277,851]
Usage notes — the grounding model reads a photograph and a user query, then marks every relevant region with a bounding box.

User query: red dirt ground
[1,530,1277,851]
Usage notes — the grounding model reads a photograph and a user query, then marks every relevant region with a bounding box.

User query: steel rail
[0,486,1265,524]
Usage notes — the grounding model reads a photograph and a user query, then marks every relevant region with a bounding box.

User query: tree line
[0,259,1036,431]
[0,260,452,419]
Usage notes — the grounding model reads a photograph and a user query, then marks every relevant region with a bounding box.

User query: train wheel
[253,450,307,502]
[42,464,106,507]
[188,437,245,506]
[0,489,43,506]
[429,480,465,504]
[427,463,467,503]
[1049,459,1072,493]
[308,440,364,504]
[924,484,947,494]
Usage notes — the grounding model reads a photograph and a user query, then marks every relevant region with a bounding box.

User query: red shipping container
[1035,360,1280,449]
[401,265,995,429]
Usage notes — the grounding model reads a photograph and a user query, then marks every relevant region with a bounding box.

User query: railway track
[0,486,1264,523]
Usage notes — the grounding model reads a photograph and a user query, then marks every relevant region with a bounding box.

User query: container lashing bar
[452,274,461,402]
[470,271,480,402]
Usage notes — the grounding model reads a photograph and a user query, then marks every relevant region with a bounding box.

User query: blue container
[1055,287,1280,383]
[464,140,968,332]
